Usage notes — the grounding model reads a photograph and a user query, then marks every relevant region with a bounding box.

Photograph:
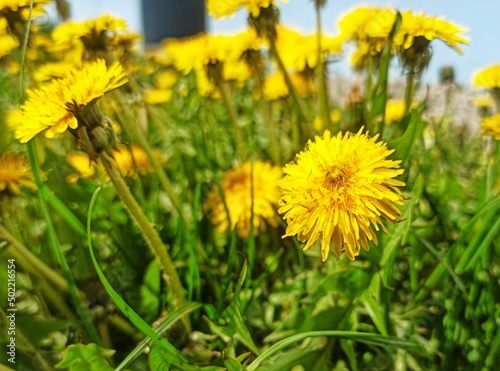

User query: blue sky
[57,0,500,86]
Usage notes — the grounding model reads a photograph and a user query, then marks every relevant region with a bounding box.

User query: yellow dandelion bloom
[481,114,500,140]
[473,94,494,108]
[398,11,468,54]
[0,153,36,194]
[145,89,174,105]
[205,161,283,237]
[207,0,286,18]
[278,129,405,261]
[262,71,308,100]
[130,144,154,176]
[15,59,128,142]
[384,99,406,124]
[0,0,49,20]
[155,70,178,90]
[66,152,98,183]
[276,26,342,71]
[32,61,80,83]
[52,14,127,46]
[473,64,500,90]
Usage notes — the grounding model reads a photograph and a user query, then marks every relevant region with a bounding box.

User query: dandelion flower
[0,153,36,194]
[481,114,500,140]
[207,0,286,18]
[15,59,128,143]
[384,99,406,124]
[205,161,283,237]
[276,26,342,71]
[473,64,500,90]
[278,129,405,261]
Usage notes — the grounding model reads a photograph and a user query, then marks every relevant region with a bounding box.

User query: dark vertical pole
[141,0,206,43]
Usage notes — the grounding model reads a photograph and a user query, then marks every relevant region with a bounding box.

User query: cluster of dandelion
[2,0,500,369]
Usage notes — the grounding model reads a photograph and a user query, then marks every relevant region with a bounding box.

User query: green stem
[404,70,415,116]
[100,153,190,330]
[254,70,280,164]
[27,141,101,344]
[114,92,188,226]
[269,41,312,140]
[214,75,247,159]
[315,0,331,129]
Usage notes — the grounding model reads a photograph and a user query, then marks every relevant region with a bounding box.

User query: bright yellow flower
[0,0,49,20]
[15,59,128,143]
[32,61,80,83]
[276,26,342,71]
[481,114,500,140]
[312,109,342,131]
[473,64,500,90]
[384,100,406,124]
[52,14,127,46]
[164,32,250,75]
[0,19,19,58]
[155,70,178,90]
[66,152,99,183]
[278,129,405,261]
[473,94,494,108]
[397,11,468,54]
[262,71,308,100]
[205,161,283,237]
[207,0,286,18]
[145,89,174,105]
[0,153,36,194]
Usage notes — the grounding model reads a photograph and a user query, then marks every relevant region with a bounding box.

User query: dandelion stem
[214,75,247,159]
[114,91,187,226]
[100,153,190,331]
[269,40,312,141]
[404,70,416,116]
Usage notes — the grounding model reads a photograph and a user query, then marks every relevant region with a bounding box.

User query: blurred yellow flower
[66,152,99,183]
[262,71,308,100]
[145,89,173,105]
[15,59,128,142]
[473,64,500,90]
[66,144,153,183]
[481,114,500,140]
[473,94,494,108]
[155,70,178,90]
[0,19,19,58]
[207,0,286,18]
[32,61,80,83]
[278,129,405,261]
[384,99,406,124]
[0,153,36,194]
[205,161,283,237]
[276,26,342,71]
[0,0,49,21]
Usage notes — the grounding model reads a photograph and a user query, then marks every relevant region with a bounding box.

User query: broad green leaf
[388,108,425,166]
[149,344,173,371]
[56,343,114,371]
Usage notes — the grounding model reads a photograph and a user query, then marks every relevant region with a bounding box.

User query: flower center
[323,165,350,191]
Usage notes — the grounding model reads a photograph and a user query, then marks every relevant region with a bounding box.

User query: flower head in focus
[205,161,283,237]
[0,153,37,195]
[278,129,405,261]
[15,59,128,148]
